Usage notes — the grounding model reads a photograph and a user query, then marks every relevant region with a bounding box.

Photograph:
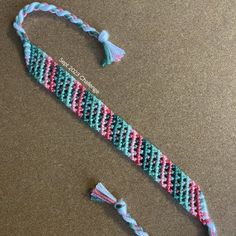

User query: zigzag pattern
[26,42,216,235]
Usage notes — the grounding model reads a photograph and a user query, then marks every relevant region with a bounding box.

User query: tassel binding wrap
[91,183,149,236]
[13,2,125,67]
[13,2,217,236]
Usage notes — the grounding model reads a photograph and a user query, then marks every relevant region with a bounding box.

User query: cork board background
[1,1,236,235]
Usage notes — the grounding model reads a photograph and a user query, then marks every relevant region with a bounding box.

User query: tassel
[98,30,126,67]
[90,183,149,236]
[91,182,117,204]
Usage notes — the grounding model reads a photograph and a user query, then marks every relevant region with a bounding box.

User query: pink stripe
[71,80,80,113]
[49,61,57,93]
[195,184,202,220]
[130,129,137,161]
[77,85,86,118]
[160,155,167,188]
[136,134,143,166]
[190,180,196,216]
[105,109,114,141]
[100,104,108,136]
[167,159,173,193]
[44,56,52,89]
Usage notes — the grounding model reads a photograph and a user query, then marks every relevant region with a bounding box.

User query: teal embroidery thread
[13,2,217,236]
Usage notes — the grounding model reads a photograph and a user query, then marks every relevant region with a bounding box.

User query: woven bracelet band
[13,2,217,236]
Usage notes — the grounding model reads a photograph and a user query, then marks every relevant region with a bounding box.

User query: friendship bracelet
[13,2,217,235]
[91,183,149,236]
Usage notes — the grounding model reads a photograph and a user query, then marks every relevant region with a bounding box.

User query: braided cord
[13,2,98,42]
[91,183,149,236]
[13,2,125,67]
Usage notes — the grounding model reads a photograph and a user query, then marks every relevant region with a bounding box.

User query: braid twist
[91,183,149,236]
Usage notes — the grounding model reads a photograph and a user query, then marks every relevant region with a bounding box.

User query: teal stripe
[28,45,35,74]
[38,52,46,84]
[179,172,185,205]
[89,95,97,128]
[55,68,64,98]
[33,48,42,80]
[95,100,102,132]
[142,140,148,171]
[60,73,69,103]
[148,145,155,177]
[148,145,155,176]
[142,140,150,172]
[118,121,126,151]
[185,176,191,212]
[112,115,121,147]
[173,166,180,201]
[83,91,92,123]
[124,125,131,157]
[65,76,74,108]
[154,148,161,182]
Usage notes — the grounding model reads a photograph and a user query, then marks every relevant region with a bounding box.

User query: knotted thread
[91,183,149,236]
[13,3,217,236]
[13,2,125,67]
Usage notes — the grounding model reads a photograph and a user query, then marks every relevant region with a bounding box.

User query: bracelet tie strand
[13,2,125,67]
[91,183,149,236]
[13,2,217,235]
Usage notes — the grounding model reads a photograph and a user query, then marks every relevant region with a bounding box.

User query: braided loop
[13,2,125,67]
[13,2,98,42]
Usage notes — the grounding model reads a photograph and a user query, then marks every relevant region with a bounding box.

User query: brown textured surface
[0,1,236,235]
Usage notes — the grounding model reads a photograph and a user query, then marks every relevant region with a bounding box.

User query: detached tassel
[98,30,126,67]
[90,183,149,236]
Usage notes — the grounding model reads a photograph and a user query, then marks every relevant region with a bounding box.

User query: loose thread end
[98,30,125,67]
[90,182,117,204]
[207,222,217,236]
[200,192,217,236]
